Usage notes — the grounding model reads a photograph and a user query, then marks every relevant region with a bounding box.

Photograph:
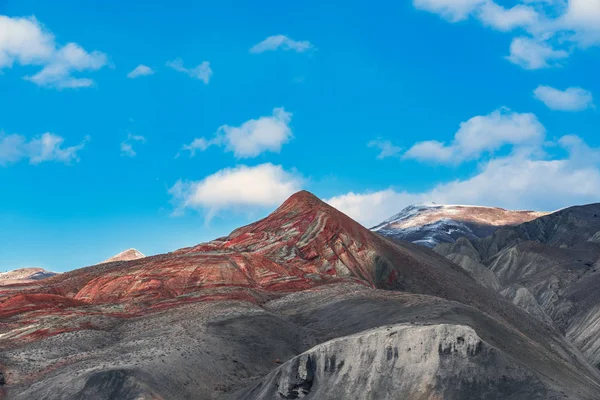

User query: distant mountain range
[0,249,145,287]
[371,203,547,247]
[0,268,58,286]
[2,192,600,399]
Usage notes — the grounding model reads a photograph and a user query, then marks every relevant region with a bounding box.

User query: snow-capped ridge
[372,203,547,248]
[372,203,441,230]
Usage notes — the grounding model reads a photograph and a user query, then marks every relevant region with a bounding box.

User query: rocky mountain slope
[435,203,600,370]
[235,322,549,400]
[372,203,546,247]
[1,192,600,399]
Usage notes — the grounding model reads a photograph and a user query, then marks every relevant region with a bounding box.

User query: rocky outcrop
[74,369,160,400]
[588,231,600,244]
[566,305,600,369]
[236,324,553,399]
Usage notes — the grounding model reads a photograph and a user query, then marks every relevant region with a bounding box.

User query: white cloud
[0,16,108,88]
[558,134,600,165]
[166,58,212,83]
[564,0,600,26]
[561,0,600,46]
[404,108,545,164]
[221,108,292,158]
[120,134,146,157]
[0,134,26,165]
[180,107,293,158]
[534,85,594,111]
[368,139,402,159]
[506,37,569,69]
[477,2,539,31]
[0,132,88,165]
[327,190,423,227]
[327,136,600,227]
[413,0,600,69]
[127,64,154,78]
[25,43,108,88]
[120,142,134,157]
[180,137,221,157]
[413,0,539,30]
[27,133,89,164]
[0,15,54,67]
[169,163,303,219]
[426,150,600,208]
[250,35,314,53]
[413,0,485,21]
[404,140,455,163]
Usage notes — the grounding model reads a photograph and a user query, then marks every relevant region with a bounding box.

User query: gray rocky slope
[435,203,600,371]
[6,283,600,400]
[235,323,554,400]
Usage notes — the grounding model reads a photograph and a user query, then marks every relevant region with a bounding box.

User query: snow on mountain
[371,204,547,247]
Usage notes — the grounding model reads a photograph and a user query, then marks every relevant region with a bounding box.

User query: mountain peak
[277,190,324,211]
[101,248,146,264]
[226,189,368,240]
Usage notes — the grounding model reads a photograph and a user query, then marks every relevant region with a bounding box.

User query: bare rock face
[235,324,551,400]
[445,253,501,290]
[436,237,482,262]
[589,231,600,243]
[500,285,553,326]
[436,238,501,290]
[372,204,546,248]
[101,248,146,264]
[72,369,160,400]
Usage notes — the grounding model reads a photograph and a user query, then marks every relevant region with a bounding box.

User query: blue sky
[1,0,599,272]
